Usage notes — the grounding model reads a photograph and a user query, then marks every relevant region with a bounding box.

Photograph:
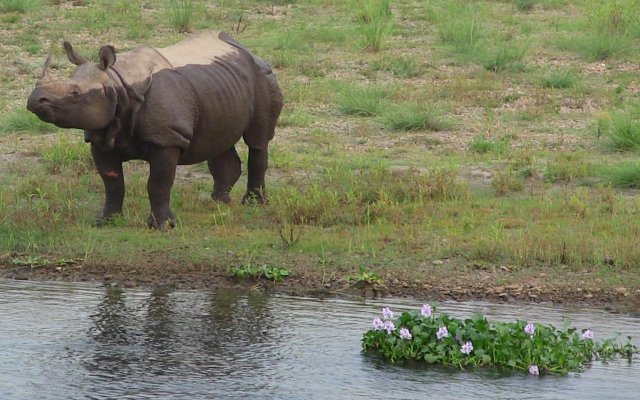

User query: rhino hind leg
[242,74,283,205]
[208,146,241,204]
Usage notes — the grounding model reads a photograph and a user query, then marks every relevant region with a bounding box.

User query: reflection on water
[0,279,638,400]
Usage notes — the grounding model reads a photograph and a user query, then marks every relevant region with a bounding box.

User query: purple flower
[460,341,473,355]
[436,326,449,340]
[383,320,395,334]
[421,304,433,317]
[581,330,594,340]
[382,307,394,320]
[372,317,384,331]
[524,323,535,336]
[529,365,539,375]
[399,327,412,340]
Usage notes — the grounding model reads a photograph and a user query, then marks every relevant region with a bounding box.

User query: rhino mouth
[30,104,59,124]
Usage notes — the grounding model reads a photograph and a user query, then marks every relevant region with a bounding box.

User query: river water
[0,279,638,399]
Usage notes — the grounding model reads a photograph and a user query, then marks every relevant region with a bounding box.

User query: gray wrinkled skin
[27,31,283,229]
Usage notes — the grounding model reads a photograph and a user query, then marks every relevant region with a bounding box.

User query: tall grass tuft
[515,0,536,12]
[0,0,39,13]
[435,1,486,59]
[353,0,393,52]
[166,0,195,33]
[599,162,640,188]
[542,69,579,89]
[335,84,392,116]
[604,113,640,152]
[480,41,529,72]
[382,103,448,132]
[373,55,424,78]
[0,109,58,134]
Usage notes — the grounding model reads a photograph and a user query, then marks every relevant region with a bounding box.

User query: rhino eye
[71,90,80,96]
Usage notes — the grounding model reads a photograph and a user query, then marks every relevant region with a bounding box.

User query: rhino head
[27,42,119,132]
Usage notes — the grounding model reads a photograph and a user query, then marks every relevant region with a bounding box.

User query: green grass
[599,162,640,188]
[480,41,529,72]
[166,0,196,33]
[434,1,487,59]
[515,0,536,11]
[382,103,448,132]
[558,32,633,61]
[0,0,39,13]
[469,135,510,154]
[373,56,425,78]
[335,84,393,116]
[604,113,640,152]
[4,0,640,300]
[542,69,579,89]
[0,109,58,134]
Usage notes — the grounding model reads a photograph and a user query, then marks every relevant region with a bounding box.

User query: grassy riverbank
[2,0,640,309]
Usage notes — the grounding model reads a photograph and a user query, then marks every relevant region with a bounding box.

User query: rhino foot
[147,212,176,230]
[211,192,232,204]
[94,212,124,227]
[241,190,267,205]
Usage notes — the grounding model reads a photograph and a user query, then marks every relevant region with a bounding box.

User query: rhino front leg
[242,146,268,204]
[146,145,180,229]
[91,144,125,226]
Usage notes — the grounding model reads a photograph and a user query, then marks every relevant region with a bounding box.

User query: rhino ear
[63,41,87,66]
[98,45,116,70]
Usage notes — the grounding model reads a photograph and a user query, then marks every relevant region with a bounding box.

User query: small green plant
[382,103,448,132]
[469,135,509,154]
[493,168,523,196]
[345,266,383,285]
[166,0,196,33]
[229,264,291,282]
[542,69,578,89]
[363,304,639,374]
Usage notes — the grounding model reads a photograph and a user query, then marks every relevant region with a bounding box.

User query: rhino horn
[40,55,52,79]
[63,41,87,66]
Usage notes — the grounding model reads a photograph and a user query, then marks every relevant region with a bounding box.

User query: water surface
[0,279,638,399]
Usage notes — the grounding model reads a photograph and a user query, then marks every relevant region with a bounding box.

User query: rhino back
[137,32,260,164]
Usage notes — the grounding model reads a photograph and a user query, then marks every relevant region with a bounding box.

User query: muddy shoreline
[2,259,639,314]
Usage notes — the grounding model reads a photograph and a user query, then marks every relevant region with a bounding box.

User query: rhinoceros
[27,31,283,229]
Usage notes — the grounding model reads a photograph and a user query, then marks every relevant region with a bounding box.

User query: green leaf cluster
[228,264,291,282]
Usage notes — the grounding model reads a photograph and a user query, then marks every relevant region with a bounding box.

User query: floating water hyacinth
[421,304,432,318]
[524,323,535,336]
[582,330,594,340]
[362,305,639,375]
[399,327,412,340]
